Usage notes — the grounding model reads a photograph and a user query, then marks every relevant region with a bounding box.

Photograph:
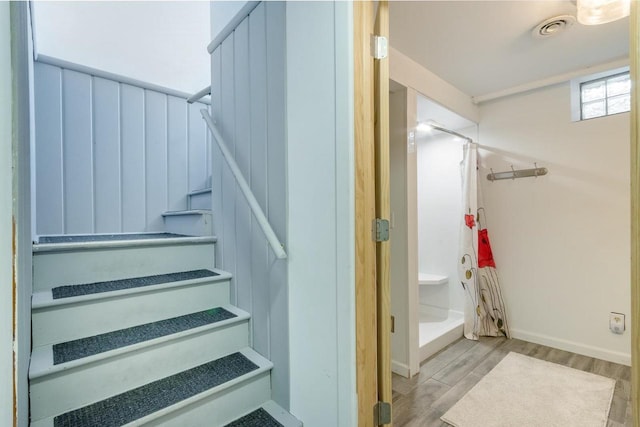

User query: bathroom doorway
[389,82,478,378]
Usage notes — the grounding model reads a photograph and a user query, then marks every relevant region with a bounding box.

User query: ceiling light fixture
[416,122,434,132]
[577,0,630,25]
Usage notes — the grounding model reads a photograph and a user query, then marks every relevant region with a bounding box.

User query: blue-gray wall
[209,1,289,409]
[34,61,211,236]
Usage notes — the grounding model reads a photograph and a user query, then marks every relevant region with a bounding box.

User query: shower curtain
[459,142,511,340]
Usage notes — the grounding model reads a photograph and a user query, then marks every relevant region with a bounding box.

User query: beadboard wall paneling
[34,61,211,235]
[209,1,289,408]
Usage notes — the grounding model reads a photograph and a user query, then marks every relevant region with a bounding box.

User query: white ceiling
[389,1,629,98]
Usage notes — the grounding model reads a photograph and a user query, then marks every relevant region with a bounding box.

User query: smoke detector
[532,15,576,38]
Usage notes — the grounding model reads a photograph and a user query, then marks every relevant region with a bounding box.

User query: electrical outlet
[609,312,625,334]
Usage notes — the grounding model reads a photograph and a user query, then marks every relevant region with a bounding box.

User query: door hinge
[374,401,392,425]
[373,218,389,242]
[371,35,388,59]
[391,315,395,333]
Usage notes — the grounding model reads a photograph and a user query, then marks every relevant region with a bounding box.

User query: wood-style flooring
[392,337,632,427]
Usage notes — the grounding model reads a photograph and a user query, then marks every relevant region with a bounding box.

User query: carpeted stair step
[30,348,273,427]
[32,269,232,346]
[163,209,213,236]
[188,187,212,210]
[50,269,219,300]
[226,408,283,427]
[33,233,217,290]
[29,305,250,421]
[225,401,303,427]
[53,306,235,364]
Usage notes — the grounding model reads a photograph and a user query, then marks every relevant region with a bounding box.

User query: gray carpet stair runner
[225,408,284,427]
[51,269,219,299]
[53,307,236,364]
[39,233,187,243]
[53,352,259,427]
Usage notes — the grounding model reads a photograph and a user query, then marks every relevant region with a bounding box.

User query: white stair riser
[163,213,213,237]
[33,243,215,290]
[141,373,271,427]
[30,321,249,421]
[188,192,212,210]
[33,280,230,346]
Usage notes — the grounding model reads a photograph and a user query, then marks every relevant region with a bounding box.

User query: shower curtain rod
[429,124,474,143]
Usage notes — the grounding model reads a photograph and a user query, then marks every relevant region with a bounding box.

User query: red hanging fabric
[478,228,496,268]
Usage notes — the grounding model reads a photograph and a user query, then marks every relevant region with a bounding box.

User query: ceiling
[389,1,629,98]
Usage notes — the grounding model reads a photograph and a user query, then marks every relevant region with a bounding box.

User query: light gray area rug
[441,352,615,427]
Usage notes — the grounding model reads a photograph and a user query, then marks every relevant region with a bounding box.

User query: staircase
[29,233,300,426]
[163,187,213,237]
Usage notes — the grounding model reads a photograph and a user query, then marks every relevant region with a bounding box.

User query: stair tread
[51,348,271,427]
[51,269,219,300]
[29,304,249,380]
[225,408,284,427]
[38,233,187,244]
[53,307,237,365]
[32,268,231,314]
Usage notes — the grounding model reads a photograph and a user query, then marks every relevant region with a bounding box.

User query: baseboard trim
[510,328,631,366]
[391,360,410,378]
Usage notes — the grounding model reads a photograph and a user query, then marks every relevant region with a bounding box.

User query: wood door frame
[355,1,391,426]
[374,2,392,424]
[354,1,378,426]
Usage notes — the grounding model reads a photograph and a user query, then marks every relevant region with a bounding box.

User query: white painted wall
[417,133,467,312]
[478,83,631,365]
[286,2,356,426]
[0,4,14,425]
[33,1,210,94]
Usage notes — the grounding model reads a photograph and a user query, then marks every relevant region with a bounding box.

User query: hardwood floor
[392,337,632,427]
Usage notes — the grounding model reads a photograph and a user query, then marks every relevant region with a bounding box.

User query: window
[580,72,630,120]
